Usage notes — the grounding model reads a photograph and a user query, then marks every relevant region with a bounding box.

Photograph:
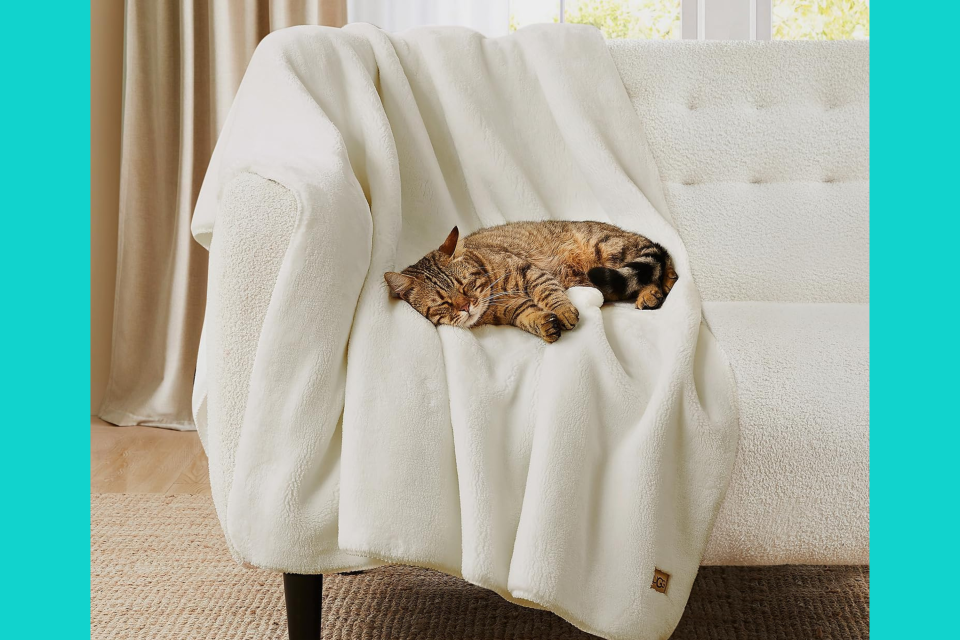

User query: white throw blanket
[192,23,739,640]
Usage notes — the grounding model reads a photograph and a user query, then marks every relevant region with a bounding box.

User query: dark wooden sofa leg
[283,573,323,639]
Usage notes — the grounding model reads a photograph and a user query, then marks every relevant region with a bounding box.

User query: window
[509,0,868,40]
[773,0,869,40]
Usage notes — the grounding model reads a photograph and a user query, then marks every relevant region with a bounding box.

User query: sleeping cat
[384,221,677,343]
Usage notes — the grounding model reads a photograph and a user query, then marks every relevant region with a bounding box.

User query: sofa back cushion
[609,41,868,303]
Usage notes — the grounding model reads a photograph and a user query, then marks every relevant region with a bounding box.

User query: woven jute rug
[92,494,868,639]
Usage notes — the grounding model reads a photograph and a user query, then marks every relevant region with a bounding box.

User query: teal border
[2,3,91,637]
[872,3,956,637]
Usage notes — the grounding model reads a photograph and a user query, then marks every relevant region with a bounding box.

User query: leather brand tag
[651,568,670,594]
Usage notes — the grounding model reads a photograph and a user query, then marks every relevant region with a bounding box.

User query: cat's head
[384,226,491,328]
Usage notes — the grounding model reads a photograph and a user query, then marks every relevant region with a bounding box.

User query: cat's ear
[384,272,415,299]
[438,226,459,257]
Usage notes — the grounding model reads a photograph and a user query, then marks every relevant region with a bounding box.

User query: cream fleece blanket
[192,24,739,640]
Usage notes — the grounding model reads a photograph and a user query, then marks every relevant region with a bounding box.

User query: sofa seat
[701,301,868,564]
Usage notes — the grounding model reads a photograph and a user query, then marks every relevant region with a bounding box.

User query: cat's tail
[587,243,669,301]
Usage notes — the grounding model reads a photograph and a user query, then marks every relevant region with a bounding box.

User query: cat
[384,221,678,343]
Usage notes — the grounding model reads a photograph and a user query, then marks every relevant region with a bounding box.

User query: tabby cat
[384,221,677,343]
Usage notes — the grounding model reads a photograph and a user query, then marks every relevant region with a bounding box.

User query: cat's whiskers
[477,290,524,304]
[482,274,508,292]
[474,294,520,315]
[482,300,526,310]
[476,275,509,301]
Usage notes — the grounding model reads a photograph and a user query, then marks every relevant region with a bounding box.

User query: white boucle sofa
[198,39,869,582]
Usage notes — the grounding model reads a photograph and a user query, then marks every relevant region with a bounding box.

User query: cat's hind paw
[636,284,665,310]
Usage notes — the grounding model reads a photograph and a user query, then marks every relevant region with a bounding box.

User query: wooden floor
[91,417,210,495]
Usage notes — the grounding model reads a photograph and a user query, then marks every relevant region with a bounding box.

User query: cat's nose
[457,300,471,313]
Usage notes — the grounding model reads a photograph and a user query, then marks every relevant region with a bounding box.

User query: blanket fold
[193,23,739,640]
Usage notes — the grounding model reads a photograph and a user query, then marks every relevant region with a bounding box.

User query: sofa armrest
[195,172,299,556]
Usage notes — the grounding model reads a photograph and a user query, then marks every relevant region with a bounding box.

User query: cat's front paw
[555,305,579,330]
[537,313,563,343]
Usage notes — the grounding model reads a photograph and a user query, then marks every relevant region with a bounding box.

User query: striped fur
[385,221,677,343]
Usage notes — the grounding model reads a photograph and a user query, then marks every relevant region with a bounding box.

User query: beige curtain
[99,0,347,429]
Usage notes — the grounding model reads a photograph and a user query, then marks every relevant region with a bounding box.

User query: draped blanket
[192,23,739,640]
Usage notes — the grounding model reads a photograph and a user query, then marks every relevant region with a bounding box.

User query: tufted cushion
[609,41,869,303]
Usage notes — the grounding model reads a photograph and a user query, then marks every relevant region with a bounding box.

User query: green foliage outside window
[773,0,869,40]
[563,0,681,39]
